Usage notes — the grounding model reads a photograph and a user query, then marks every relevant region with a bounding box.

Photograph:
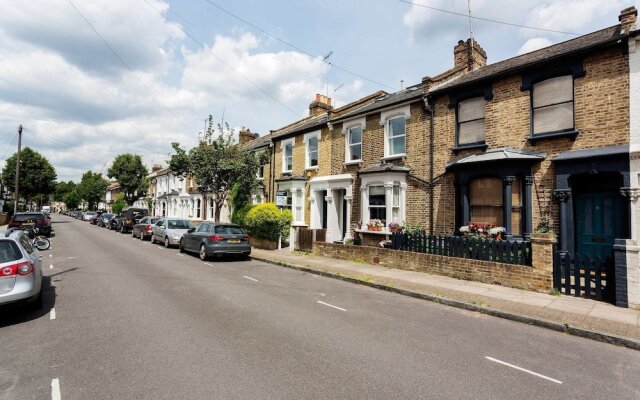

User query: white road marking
[317,301,347,312]
[485,356,562,384]
[49,254,52,258]
[176,253,184,257]
[243,276,259,282]
[66,257,77,259]
[49,264,53,269]
[49,308,56,320]
[51,378,61,400]
[204,263,214,267]
[51,280,56,288]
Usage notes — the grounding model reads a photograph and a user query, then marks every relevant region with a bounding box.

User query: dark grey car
[179,223,251,261]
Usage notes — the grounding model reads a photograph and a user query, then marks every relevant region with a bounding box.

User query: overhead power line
[199,0,398,91]
[1,132,18,161]
[141,0,300,116]
[397,0,581,36]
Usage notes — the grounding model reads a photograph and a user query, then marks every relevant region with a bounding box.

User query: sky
[0,0,633,182]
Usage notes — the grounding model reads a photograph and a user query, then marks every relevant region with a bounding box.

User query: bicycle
[5,227,51,250]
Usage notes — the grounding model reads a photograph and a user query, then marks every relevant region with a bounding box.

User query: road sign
[276,191,288,207]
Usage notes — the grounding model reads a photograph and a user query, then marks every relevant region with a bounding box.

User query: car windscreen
[149,218,159,224]
[12,214,43,222]
[0,240,22,263]
[102,213,114,219]
[167,220,192,229]
[214,226,244,234]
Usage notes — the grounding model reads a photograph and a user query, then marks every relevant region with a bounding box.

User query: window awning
[446,148,546,171]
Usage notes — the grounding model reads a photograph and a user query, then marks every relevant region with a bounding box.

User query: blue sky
[0,0,633,181]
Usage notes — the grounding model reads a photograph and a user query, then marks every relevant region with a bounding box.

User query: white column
[360,185,368,224]
[309,194,320,229]
[325,192,339,242]
[400,183,408,223]
[344,194,353,241]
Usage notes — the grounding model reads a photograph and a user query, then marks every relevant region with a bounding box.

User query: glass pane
[349,127,362,144]
[470,179,502,206]
[533,75,573,108]
[295,207,302,221]
[390,136,405,155]
[533,102,574,134]
[393,185,399,207]
[286,156,293,171]
[0,241,21,263]
[511,208,521,236]
[512,179,522,207]
[392,207,399,221]
[308,137,318,152]
[370,207,386,221]
[350,143,361,160]
[285,143,292,157]
[471,206,503,226]
[389,117,405,137]
[458,97,485,122]
[309,150,318,166]
[369,186,386,206]
[458,120,485,145]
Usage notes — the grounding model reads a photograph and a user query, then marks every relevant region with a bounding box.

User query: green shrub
[244,202,292,241]
[231,203,254,227]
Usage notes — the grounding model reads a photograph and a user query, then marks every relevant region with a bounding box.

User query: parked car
[151,218,193,248]
[97,213,114,228]
[116,207,149,233]
[82,211,97,222]
[89,211,104,225]
[8,212,52,236]
[180,223,251,260]
[131,216,159,240]
[0,229,43,309]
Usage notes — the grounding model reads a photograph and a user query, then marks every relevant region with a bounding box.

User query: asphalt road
[1,215,640,400]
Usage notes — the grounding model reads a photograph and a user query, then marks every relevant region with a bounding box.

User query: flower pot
[367,224,373,231]
[375,226,382,231]
[495,232,502,240]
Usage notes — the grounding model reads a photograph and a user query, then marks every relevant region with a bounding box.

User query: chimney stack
[454,38,487,71]
[309,94,333,116]
[152,164,162,172]
[238,128,259,145]
[619,6,637,34]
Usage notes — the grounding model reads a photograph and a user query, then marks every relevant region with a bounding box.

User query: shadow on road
[0,276,56,328]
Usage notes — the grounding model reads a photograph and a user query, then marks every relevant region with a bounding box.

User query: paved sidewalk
[251,248,640,349]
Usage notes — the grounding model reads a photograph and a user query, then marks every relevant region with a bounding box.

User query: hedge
[244,203,292,241]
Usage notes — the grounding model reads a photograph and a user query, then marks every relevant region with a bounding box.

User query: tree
[107,153,149,205]
[77,171,108,210]
[54,181,77,202]
[1,147,57,207]
[63,190,80,210]
[111,193,128,215]
[170,116,262,222]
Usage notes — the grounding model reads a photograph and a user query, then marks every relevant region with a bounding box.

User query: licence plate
[23,222,34,227]
[228,239,241,244]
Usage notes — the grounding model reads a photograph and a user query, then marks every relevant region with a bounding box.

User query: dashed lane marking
[50,264,53,269]
[485,356,562,384]
[317,301,347,312]
[204,263,214,267]
[51,378,61,400]
[49,308,56,320]
[243,276,259,282]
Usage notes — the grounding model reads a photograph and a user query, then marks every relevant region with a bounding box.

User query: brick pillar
[531,235,556,279]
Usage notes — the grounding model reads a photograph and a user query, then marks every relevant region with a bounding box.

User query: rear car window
[12,214,43,222]
[149,218,159,224]
[0,241,22,263]
[167,220,192,229]
[215,226,244,234]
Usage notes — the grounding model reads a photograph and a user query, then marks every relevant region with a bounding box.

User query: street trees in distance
[77,171,108,210]
[111,194,127,215]
[54,181,77,202]
[63,190,81,210]
[1,147,57,209]
[107,153,149,205]
[170,116,262,222]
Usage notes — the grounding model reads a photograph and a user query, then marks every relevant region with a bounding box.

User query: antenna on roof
[323,51,333,97]
[467,0,474,45]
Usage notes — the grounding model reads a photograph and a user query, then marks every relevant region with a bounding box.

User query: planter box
[0,213,8,226]
[251,236,278,250]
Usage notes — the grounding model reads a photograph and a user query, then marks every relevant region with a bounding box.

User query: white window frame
[360,172,407,227]
[277,180,306,225]
[342,117,365,164]
[280,138,295,173]
[303,130,321,170]
[255,149,266,180]
[380,105,410,159]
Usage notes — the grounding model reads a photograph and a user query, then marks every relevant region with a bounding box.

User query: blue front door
[575,191,621,260]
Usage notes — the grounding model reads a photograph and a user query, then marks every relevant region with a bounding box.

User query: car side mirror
[188,228,195,233]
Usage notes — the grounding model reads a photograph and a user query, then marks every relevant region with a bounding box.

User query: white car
[151,218,193,248]
[0,229,43,309]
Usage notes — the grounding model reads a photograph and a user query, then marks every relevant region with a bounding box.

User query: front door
[575,191,621,260]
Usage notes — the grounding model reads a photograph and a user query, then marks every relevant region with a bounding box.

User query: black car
[116,207,149,233]
[7,212,52,236]
[97,213,114,228]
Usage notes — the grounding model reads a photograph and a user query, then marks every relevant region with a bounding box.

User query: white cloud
[517,37,554,55]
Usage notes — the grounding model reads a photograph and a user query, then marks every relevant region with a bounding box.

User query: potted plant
[488,226,505,240]
[371,219,384,231]
[388,221,403,233]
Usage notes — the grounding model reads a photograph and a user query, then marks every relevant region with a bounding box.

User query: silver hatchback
[0,230,43,309]
[151,218,193,248]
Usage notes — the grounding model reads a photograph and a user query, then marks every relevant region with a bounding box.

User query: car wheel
[131,230,136,238]
[140,231,145,240]
[199,244,209,261]
[179,242,185,253]
[151,234,156,244]
[164,236,170,248]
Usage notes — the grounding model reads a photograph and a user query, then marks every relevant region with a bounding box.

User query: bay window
[368,186,386,221]
[360,172,407,228]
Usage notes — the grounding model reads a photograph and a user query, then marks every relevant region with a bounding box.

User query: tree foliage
[111,193,128,215]
[1,147,57,205]
[170,115,261,222]
[63,190,80,210]
[107,153,149,205]
[77,171,108,210]
[54,181,77,202]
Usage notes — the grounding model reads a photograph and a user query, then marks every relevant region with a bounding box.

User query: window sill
[344,160,362,166]
[527,130,578,144]
[381,154,407,161]
[451,143,488,153]
[355,228,391,235]
[305,166,319,171]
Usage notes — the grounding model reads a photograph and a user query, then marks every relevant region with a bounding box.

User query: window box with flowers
[367,219,385,231]
[388,221,403,233]
[459,222,506,240]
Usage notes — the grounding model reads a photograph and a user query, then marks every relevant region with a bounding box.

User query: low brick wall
[314,241,554,292]
[252,237,278,250]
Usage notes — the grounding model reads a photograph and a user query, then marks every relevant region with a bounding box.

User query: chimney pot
[308,93,333,116]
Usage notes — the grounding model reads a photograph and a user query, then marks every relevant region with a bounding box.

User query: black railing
[390,232,532,266]
[553,248,615,303]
